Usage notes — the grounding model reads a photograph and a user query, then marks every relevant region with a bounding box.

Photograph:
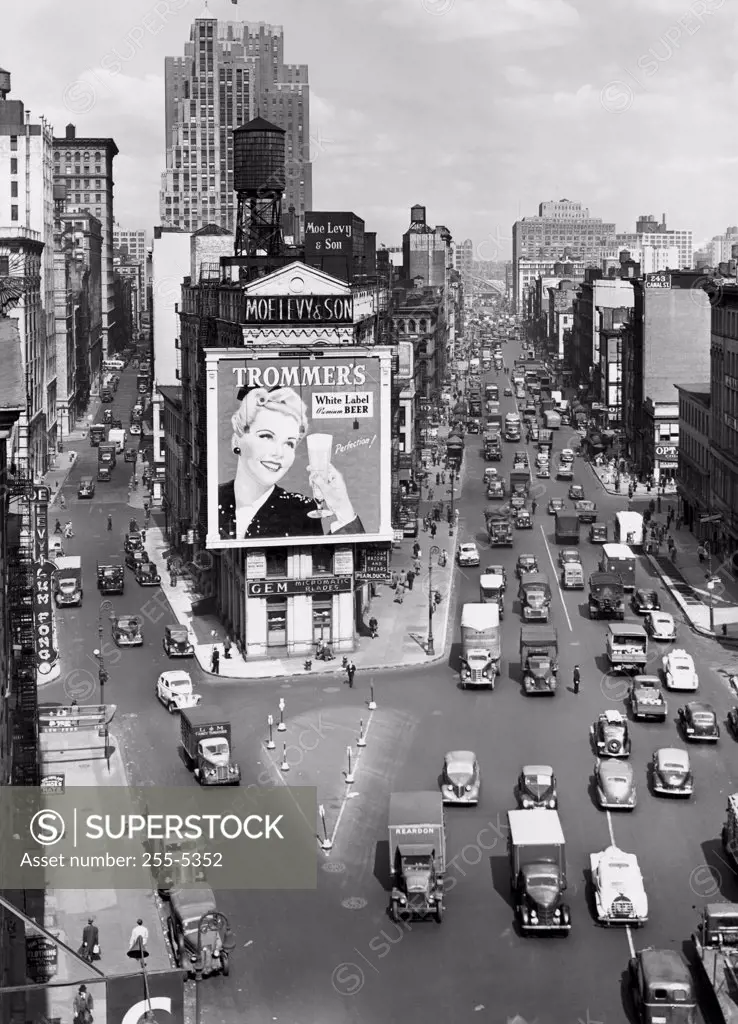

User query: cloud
[503,65,538,87]
[356,0,579,40]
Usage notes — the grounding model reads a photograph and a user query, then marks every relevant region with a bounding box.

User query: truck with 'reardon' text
[388,791,445,924]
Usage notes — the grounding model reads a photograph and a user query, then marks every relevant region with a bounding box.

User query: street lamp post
[95,600,115,706]
[428,545,439,656]
[448,470,455,536]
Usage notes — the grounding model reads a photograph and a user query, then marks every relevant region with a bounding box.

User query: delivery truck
[180,707,241,785]
[554,513,580,545]
[606,623,648,673]
[459,603,501,687]
[54,556,83,606]
[504,412,521,442]
[520,625,559,695]
[107,428,126,454]
[389,791,445,923]
[692,904,738,1024]
[96,557,124,595]
[599,543,636,590]
[484,431,502,461]
[486,510,513,546]
[507,809,571,933]
[544,410,561,430]
[614,511,644,550]
[519,573,552,622]
[98,442,116,466]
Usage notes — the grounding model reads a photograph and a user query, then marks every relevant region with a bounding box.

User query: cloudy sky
[6,0,734,256]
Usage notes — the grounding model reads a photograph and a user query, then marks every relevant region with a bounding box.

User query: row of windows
[680,399,709,436]
[713,309,738,340]
[681,431,709,470]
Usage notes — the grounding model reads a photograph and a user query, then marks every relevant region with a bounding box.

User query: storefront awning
[397,469,413,483]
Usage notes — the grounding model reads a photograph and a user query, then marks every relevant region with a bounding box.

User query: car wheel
[168,701,177,714]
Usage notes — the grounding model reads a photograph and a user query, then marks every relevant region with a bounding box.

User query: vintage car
[556,463,574,481]
[516,554,539,578]
[49,537,64,559]
[591,710,631,757]
[651,747,693,797]
[561,562,585,590]
[129,422,142,435]
[535,451,549,467]
[530,425,539,441]
[628,949,697,1024]
[483,468,499,485]
[643,611,676,642]
[663,650,699,691]
[678,701,719,742]
[557,548,582,569]
[167,886,232,978]
[135,562,162,587]
[594,759,636,810]
[510,488,527,510]
[589,522,608,543]
[547,497,565,515]
[124,448,137,463]
[156,670,202,713]
[124,532,144,553]
[103,408,113,424]
[504,386,513,396]
[441,750,480,805]
[125,549,150,571]
[485,565,507,591]
[568,484,585,501]
[77,476,95,499]
[629,675,668,722]
[97,465,111,482]
[536,464,550,479]
[515,508,533,529]
[163,624,195,658]
[560,448,575,464]
[487,479,505,499]
[575,500,598,524]
[513,450,529,467]
[154,838,208,899]
[727,706,738,739]
[631,589,661,614]
[457,542,480,567]
[112,615,144,647]
[516,764,558,809]
[590,846,648,926]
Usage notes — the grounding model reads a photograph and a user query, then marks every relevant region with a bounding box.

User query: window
[10,205,18,222]
[10,181,17,197]
[265,550,287,577]
[0,256,8,275]
[312,549,333,575]
[10,136,17,151]
[312,596,332,643]
[266,597,287,647]
[10,158,17,175]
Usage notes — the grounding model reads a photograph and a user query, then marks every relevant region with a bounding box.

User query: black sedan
[568,484,585,501]
[516,765,558,809]
[547,497,565,515]
[678,702,719,743]
[135,562,161,587]
[631,589,660,614]
[125,550,150,571]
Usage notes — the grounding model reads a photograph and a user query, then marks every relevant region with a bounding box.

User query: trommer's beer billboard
[205,348,393,549]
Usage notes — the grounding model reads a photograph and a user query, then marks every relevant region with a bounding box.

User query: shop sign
[34,485,50,562]
[242,295,354,325]
[655,444,678,459]
[34,561,59,677]
[25,936,58,982]
[247,576,353,597]
[40,773,65,794]
[333,547,353,575]
[356,545,391,581]
[246,553,267,578]
[659,462,678,469]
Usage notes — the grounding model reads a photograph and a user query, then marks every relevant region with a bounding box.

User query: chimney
[65,123,76,139]
[661,213,666,228]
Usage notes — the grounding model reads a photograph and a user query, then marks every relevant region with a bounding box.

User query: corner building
[176,261,390,661]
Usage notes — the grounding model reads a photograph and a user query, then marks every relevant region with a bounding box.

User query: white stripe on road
[607,804,636,958]
[328,709,376,848]
[540,524,573,632]
[606,809,616,847]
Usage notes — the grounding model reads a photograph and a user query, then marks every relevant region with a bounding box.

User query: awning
[397,469,413,483]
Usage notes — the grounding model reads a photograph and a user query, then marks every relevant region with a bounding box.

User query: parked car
[516,553,538,578]
[547,497,565,515]
[515,764,557,809]
[727,706,738,739]
[677,702,719,742]
[629,675,668,722]
[628,949,698,1024]
[125,550,150,571]
[594,759,636,810]
[457,542,480,567]
[568,484,585,501]
[441,750,480,805]
[631,589,660,614]
[156,670,202,713]
[589,522,607,543]
[651,747,693,797]
[590,846,648,926]
[135,562,162,587]
[663,650,698,691]
[645,611,677,641]
[557,548,581,569]
[591,710,631,757]
[124,532,143,553]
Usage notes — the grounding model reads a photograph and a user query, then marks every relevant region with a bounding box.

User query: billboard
[206,348,393,549]
[304,212,361,258]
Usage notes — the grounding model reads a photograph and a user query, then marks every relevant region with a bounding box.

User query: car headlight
[465,670,471,678]
[553,908,561,919]
[522,799,532,808]
[548,799,556,808]
[529,911,538,921]
[465,784,472,791]
[229,766,238,774]
[398,896,407,905]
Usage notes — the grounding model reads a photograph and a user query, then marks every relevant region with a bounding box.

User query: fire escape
[8,470,38,785]
[194,265,222,547]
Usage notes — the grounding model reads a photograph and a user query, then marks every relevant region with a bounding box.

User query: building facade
[402,205,452,288]
[53,124,118,386]
[161,11,311,239]
[622,271,712,483]
[113,226,147,263]
[708,285,738,552]
[512,199,616,308]
[615,213,692,271]
[676,383,711,535]
[59,210,102,415]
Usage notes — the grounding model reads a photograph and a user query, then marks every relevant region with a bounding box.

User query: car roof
[522,764,553,776]
[161,670,191,684]
[636,588,657,597]
[668,650,692,663]
[638,948,693,986]
[650,611,672,620]
[518,553,536,560]
[117,615,141,626]
[685,701,714,714]
[602,710,625,723]
[598,759,633,778]
[461,542,477,550]
[446,750,476,766]
[634,675,661,686]
[656,747,690,767]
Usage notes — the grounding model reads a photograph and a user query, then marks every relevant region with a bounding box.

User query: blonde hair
[231,386,308,452]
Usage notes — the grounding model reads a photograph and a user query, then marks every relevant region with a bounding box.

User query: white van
[107,428,126,453]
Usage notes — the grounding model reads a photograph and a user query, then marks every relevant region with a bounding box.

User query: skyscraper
[160,7,311,239]
[615,214,692,271]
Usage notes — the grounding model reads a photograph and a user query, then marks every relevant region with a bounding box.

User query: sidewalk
[587,460,679,500]
[43,398,101,507]
[588,460,738,640]
[41,724,171,1023]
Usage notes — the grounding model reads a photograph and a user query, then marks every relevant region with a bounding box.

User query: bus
[485,383,499,402]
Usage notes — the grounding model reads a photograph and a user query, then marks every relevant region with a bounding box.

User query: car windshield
[663,762,686,772]
[527,871,559,887]
[170,679,191,692]
[605,773,629,785]
[673,662,691,673]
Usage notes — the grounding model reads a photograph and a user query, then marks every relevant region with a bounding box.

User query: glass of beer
[306,433,334,519]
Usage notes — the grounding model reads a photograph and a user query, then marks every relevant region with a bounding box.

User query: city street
[46,352,738,1022]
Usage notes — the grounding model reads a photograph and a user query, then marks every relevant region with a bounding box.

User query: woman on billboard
[218,386,365,539]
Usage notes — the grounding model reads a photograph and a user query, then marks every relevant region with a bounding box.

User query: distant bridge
[469,275,506,296]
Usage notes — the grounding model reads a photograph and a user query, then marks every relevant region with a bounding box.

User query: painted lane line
[607,801,636,960]
[540,523,573,632]
[606,809,616,847]
[259,740,316,840]
[328,709,377,848]
[625,924,635,958]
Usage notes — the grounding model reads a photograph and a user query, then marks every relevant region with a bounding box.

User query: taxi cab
[78,476,95,498]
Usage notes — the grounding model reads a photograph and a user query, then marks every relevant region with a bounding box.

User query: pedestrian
[649,499,656,515]
[657,495,662,513]
[128,919,148,957]
[406,569,415,591]
[422,516,429,533]
[211,647,220,674]
[676,515,682,531]
[436,472,440,486]
[394,581,405,604]
[346,660,356,688]
[428,487,434,501]
[573,665,581,695]
[223,635,232,659]
[390,571,399,590]
[107,514,113,531]
[441,472,446,485]
[412,541,421,559]
[73,985,94,1024]
[79,918,100,963]
[413,558,422,575]
[697,545,706,564]
[532,500,537,515]
[59,494,66,510]
[54,519,62,534]
[369,616,378,638]
[430,522,437,539]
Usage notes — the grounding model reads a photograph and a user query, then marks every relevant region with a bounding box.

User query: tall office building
[160,7,311,239]
[53,124,118,381]
[113,226,147,262]
[512,199,616,309]
[615,214,692,271]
